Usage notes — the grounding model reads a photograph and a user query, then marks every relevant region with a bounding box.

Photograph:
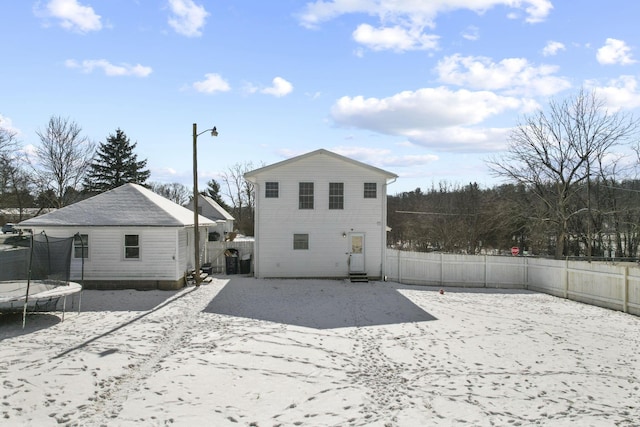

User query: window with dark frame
[265,182,279,198]
[364,182,377,198]
[293,233,309,250]
[329,182,344,209]
[74,234,88,259]
[124,234,140,259]
[299,182,314,209]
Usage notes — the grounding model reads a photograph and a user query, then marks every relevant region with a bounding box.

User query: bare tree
[33,116,95,208]
[221,161,261,235]
[488,89,637,258]
[148,182,191,205]
[1,124,36,218]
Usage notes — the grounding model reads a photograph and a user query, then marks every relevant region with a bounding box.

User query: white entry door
[349,233,365,273]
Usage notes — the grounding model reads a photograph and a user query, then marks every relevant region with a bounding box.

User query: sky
[2,0,640,196]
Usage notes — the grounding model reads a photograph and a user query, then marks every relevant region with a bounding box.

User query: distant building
[1,208,56,225]
[185,194,234,241]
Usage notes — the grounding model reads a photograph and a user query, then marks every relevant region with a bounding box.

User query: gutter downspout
[382,176,397,280]
[246,177,259,278]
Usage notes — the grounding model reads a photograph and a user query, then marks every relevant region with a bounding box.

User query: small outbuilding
[18,183,214,290]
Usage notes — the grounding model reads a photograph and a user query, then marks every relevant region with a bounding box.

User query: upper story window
[329,182,344,209]
[265,182,279,198]
[364,182,377,198]
[299,182,314,209]
[74,234,88,259]
[124,234,140,259]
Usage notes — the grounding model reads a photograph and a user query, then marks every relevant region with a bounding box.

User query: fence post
[563,257,569,299]
[440,253,444,286]
[398,249,402,284]
[624,266,629,313]
[484,255,487,287]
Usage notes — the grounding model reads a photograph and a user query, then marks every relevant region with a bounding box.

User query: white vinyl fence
[386,249,640,316]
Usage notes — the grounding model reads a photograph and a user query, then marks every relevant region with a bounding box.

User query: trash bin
[225,249,239,274]
[240,253,251,274]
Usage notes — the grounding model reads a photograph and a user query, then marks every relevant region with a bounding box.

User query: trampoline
[0,232,84,327]
[0,280,82,314]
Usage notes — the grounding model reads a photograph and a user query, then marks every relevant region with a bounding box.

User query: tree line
[390,89,640,260]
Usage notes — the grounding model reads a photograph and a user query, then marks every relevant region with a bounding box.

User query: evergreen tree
[84,128,150,192]
[203,179,231,212]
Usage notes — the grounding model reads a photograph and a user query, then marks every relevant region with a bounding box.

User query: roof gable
[200,195,234,221]
[19,183,215,227]
[244,149,398,180]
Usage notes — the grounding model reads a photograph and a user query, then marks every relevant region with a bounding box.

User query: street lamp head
[211,126,218,137]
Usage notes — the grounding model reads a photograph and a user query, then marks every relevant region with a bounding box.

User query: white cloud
[333,146,439,168]
[461,26,479,41]
[435,54,571,96]
[37,0,102,33]
[193,73,231,94]
[65,59,152,77]
[542,40,565,56]
[585,75,640,111]
[167,0,209,37]
[352,24,439,51]
[261,77,294,97]
[298,0,552,53]
[0,114,18,134]
[596,38,636,65]
[330,87,524,151]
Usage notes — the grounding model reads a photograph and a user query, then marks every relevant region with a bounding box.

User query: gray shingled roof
[19,183,215,227]
[200,195,234,221]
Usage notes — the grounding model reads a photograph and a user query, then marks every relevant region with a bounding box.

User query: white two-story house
[244,149,397,280]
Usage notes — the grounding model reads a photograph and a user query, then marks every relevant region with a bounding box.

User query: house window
[329,182,344,209]
[364,182,377,198]
[293,233,309,250]
[299,182,314,209]
[74,234,88,259]
[124,234,140,259]
[265,182,279,198]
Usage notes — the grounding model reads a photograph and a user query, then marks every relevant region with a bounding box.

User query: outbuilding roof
[19,183,215,227]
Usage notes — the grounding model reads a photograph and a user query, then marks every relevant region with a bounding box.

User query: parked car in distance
[2,223,17,234]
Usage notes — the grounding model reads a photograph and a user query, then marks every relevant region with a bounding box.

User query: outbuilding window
[124,234,140,259]
[74,234,88,259]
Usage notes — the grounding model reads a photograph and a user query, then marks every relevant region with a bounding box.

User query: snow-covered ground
[1,277,638,426]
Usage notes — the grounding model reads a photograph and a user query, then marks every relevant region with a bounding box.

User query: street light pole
[192,123,218,286]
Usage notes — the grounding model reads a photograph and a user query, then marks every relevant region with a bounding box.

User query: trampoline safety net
[0,233,74,282]
[0,232,80,314]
